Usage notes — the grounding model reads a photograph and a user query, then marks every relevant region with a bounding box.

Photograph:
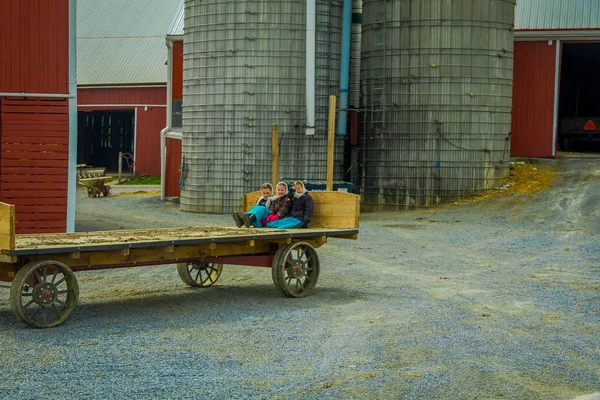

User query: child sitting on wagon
[232,183,272,228]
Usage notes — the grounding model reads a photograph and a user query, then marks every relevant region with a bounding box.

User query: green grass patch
[122,176,161,185]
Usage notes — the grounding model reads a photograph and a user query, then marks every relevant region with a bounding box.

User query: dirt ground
[0,157,599,399]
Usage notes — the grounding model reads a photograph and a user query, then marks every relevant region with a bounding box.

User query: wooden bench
[244,191,360,229]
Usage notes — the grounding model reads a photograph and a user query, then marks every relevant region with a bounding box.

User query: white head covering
[256,183,273,206]
[272,181,289,199]
[293,180,307,198]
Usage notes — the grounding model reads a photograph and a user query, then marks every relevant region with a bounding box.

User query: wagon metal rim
[10,260,79,328]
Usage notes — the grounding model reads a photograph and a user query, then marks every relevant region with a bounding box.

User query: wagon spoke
[42,265,48,281]
[54,299,65,308]
[34,269,43,282]
[54,277,66,286]
[21,292,33,297]
[23,300,35,309]
[56,289,69,295]
[51,269,59,283]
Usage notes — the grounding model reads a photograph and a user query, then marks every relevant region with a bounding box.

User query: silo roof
[515,0,600,30]
[77,0,183,85]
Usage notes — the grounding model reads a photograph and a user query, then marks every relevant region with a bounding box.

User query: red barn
[0,0,75,233]
[77,0,181,176]
[512,0,600,157]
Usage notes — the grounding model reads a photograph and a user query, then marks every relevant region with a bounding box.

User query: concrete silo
[360,0,515,209]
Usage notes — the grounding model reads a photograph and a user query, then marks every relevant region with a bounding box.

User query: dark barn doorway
[558,42,600,152]
[77,111,134,172]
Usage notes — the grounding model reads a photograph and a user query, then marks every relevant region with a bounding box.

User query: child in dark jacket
[232,183,272,228]
[267,181,313,229]
[263,182,292,227]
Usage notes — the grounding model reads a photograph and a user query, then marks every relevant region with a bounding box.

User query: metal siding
[135,108,165,176]
[165,138,182,197]
[0,98,69,234]
[515,0,600,30]
[77,0,182,85]
[360,0,515,209]
[172,41,184,101]
[510,41,556,157]
[0,0,69,94]
[181,0,344,214]
[169,6,185,35]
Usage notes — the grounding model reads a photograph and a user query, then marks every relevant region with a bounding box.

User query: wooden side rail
[243,191,360,229]
[0,202,16,252]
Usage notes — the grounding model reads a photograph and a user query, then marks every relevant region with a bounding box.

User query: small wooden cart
[0,192,359,328]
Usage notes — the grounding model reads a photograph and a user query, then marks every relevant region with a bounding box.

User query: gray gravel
[1,158,599,399]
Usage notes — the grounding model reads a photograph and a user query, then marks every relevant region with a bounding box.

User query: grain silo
[360,0,515,209]
[181,0,344,213]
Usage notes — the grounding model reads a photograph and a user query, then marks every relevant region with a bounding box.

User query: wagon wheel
[177,262,223,287]
[87,187,94,197]
[271,242,320,298]
[102,186,110,197]
[10,260,79,328]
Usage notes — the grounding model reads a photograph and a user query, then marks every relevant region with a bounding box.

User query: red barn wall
[0,0,69,95]
[78,87,166,176]
[511,41,558,158]
[0,98,68,233]
[165,138,182,198]
[172,41,183,101]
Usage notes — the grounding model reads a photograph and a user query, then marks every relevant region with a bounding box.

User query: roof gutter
[515,29,600,41]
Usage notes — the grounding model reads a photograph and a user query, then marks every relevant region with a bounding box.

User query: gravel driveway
[0,158,599,399]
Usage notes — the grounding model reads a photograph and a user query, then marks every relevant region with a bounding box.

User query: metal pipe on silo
[306,0,316,136]
[337,0,352,136]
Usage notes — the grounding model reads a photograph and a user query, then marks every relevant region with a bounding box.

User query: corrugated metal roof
[516,0,600,30]
[77,0,183,85]
[169,6,184,36]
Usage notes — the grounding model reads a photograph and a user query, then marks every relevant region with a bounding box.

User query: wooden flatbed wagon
[0,191,359,328]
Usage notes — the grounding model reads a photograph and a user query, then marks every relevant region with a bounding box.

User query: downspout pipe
[305,0,316,135]
[161,38,174,201]
[66,0,77,232]
[337,0,352,135]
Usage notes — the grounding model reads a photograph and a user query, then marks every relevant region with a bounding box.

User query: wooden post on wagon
[326,95,336,192]
[272,124,279,184]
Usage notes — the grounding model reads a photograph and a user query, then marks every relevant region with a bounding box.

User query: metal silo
[181,0,343,213]
[360,0,515,209]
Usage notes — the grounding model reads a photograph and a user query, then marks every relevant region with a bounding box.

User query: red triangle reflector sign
[584,120,596,131]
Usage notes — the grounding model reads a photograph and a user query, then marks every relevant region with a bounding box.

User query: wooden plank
[0,159,67,168]
[16,220,66,230]
[2,175,68,183]
[16,213,67,221]
[0,203,16,251]
[1,167,67,175]
[2,198,67,206]
[2,144,68,152]
[272,124,279,184]
[327,95,336,191]
[1,137,69,145]
[13,206,67,214]
[2,182,68,190]
[1,152,69,160]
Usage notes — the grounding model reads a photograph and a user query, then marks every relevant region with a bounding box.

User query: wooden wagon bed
[0,191,360,328]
